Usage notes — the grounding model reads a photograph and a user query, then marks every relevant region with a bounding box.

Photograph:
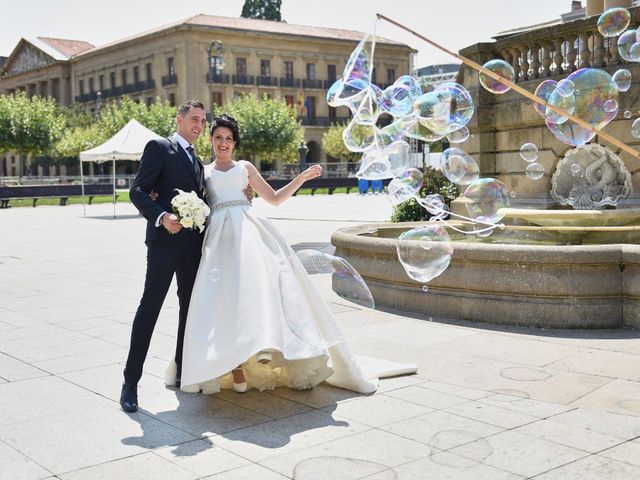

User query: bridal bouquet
[171,189,210,232]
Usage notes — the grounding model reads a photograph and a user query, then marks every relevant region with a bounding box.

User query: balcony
[302,79,324,89]
[298,116,345,127]
[324,79,338,89]
[207,72,229,84]
[232,74,254,85]
[279,77,300,88]
[256,76,278,87]
[162,74,178,86]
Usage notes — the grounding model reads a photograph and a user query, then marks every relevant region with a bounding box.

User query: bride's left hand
[299,165,322,182]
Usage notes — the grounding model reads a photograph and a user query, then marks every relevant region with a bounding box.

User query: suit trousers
[124,231,202,385]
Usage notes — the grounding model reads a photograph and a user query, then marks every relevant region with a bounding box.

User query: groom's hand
[243,185,254,203]
[161,213,182,234]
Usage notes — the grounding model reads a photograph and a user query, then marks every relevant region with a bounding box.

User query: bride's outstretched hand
[298,165,322,183]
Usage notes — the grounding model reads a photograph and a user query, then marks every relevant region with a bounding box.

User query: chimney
[572,1,582,10]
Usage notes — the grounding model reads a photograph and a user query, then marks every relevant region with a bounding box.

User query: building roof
[37,37,94,59]
[74,13,409,58]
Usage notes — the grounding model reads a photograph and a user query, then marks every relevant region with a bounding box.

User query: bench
[0,184,115,208]
[266,177,391,195]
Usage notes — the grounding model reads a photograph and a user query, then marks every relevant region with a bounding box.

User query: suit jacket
[130,137,206,244]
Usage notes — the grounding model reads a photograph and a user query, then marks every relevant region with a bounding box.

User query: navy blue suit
[124,137,206,385]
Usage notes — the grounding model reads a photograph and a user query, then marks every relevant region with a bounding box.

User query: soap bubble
[617,30,640,62]
[545,68,618,147]
[556,79,576,97]
[525,162,545,180]
[440,147,480,185]
[479,59,515,94]
[397,113,445,142]
[446,125,470,143]
[387,168,423,206]
[422,285,429,292]
[533,80,558,118]
[632,118,640,138]
[519,143,539,163]
[380,75,422,118]
[326,79,344,107]
[342,118,382,153]
[464,178,510,224]
[624,110,633,119]
[545,90,576,125]
[604,99,618,113]
[343,34,372,83]
[612,69,631,92]
[396,224,454,284]
[598,7,631,37]
[414,82,474,136]
[295,250,374,310]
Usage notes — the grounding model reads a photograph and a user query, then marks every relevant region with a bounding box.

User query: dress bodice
[204,160,250,204]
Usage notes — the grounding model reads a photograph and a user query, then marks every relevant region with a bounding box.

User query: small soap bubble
[519,143,539,163]
[624,110,633,119]
[526,162,545,180]
[422,285,429,293]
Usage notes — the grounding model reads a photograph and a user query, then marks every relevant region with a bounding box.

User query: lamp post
[207,40,224,116]
[298,141,309,173]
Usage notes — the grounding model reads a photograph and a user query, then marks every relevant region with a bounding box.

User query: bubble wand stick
[376,13,640,168]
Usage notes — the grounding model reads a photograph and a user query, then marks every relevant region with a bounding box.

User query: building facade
[0,14,414,176]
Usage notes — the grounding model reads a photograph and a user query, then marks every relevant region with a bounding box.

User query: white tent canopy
[79,119,163,217]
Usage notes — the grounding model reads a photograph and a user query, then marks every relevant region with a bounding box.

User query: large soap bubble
[396,224,454,284]
[612,69,631,92]
[479,59,515,95]
[440,147,479,185]
[597,7,631,37]
[414,82,474,136]
[464,178,510,224]
[617,30,640,62]
[387,168,424,205]
[397,113,445,142]
[342,118,383,152]
[545,68,618,147]
[379,75,422,118]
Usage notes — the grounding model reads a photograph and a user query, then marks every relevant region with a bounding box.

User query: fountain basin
[332,222,640,329]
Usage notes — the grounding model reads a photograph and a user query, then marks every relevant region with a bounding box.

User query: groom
[121,100,254,412]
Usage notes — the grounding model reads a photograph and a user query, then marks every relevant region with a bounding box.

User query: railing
[297,116,346,126]
[207,72,229,84]
[256,76,278,86]
[76,81,156,102]
[462,7,640,82]
[279,77,300,88]
[162,74,178,86]
[302,79,324,89]
[232,74,254,85]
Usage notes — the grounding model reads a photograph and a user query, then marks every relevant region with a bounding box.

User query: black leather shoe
[120,383,138,413]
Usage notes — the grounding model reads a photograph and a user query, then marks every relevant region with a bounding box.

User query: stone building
[0,14,414,176]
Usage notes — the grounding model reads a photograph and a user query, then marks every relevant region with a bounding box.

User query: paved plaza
[1,194,640,479]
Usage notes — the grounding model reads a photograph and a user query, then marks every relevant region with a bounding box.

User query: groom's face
[176,106,206,145]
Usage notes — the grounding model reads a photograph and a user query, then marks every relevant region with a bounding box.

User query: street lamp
[207,40,224,116]
[298,141,309,173]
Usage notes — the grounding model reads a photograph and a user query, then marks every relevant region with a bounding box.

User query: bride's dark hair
[209,114,241,148]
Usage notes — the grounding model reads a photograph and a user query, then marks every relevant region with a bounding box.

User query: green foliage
[0,92,65,156]
[321,122,361,162]
[240,0,282,21]
[391,167,459,222]
[215,94,303,164]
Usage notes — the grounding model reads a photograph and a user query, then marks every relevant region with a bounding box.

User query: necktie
[185,146,198,174]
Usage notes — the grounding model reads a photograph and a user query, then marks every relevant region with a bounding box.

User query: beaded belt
[211,199,251,212]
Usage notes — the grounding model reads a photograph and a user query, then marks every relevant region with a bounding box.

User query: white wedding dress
[166,160,416,394]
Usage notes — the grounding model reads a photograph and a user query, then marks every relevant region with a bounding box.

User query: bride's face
[211,126,235,160]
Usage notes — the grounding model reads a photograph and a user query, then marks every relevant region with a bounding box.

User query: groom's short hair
[177,100,205,117]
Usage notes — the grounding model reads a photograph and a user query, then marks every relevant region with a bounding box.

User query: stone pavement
[1,194,640,480]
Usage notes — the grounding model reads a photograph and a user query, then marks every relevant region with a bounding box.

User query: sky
[2,0,570,67]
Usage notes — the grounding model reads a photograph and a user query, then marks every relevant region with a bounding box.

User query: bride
[166,114,413,395]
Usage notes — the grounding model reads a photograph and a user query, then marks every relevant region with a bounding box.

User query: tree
[321,122,362,162]
[391,167,458,222]
[215,94,303,165]
[0,92,65,179]
[240,0,283,21]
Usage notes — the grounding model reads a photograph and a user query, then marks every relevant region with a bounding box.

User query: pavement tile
[549,349,640,381]
[58,452,196,480]
[417,380,492,400]
[384,385,471,410]
[569,379,640,416]
[449,430,588,478]
[269,383,364,409]
[600,440,640,468]
[0,440,51,480]
[533,454,640,479]
[213,389,312,419]
[392,451,524,479]
[201,464,288,479]
[550,407,640,440]
[0,351,49,382]
[478,393,572,418]
[442,400,539,429]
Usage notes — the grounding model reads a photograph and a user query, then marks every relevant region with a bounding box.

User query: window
[210,56,223,74]
[236,58,247,76]
[110,72,116,88]
[146,63,153,81]
[329,106,337,120]
[212,92,223,109]
[89,77,94,93]
[121,69,128,86]
[133,66,140,84]
[327,65,336,83]
[168,93,176,106]
[386,68,395,84]
[79,79,84,95]
[305,96,316,118]
[306,63,315,80]
[146,97,153,106]
[284,61,293,79]
[167,57,175,76]
[99,75,105,91]
[260,59,271,77]
[285,95,294,107]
